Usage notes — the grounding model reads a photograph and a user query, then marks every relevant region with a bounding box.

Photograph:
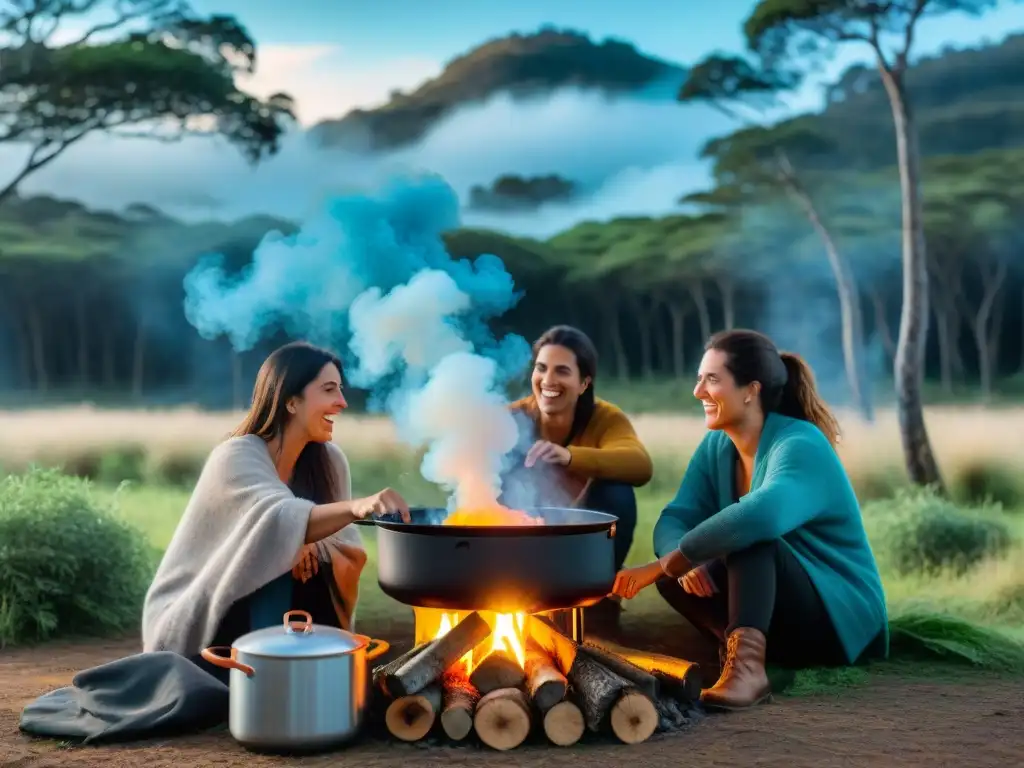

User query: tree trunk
[667,301,687,378]
[716,277,736,330]
[776,150,872,421]
[879,65,944,490]
[26,304,48,393]
[628,294,656,380]
[867,287,896,367]
[687,282,712,342]
[934,305,955,397]
[75,292,89,388]
[603,302,630,380]
[969,258,1008,403]
[132,320,146,400]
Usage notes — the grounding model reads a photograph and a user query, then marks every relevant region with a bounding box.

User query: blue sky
[17,0,1021,228]
[183,0,1022,123]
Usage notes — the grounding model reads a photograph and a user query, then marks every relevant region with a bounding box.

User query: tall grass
[3,405,1024,678]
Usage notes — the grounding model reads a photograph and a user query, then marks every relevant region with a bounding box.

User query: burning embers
[370,609,704,751]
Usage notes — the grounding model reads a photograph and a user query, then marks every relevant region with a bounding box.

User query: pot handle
[200,646,255,677]
[353,634,391,661]
[283,609,314,633]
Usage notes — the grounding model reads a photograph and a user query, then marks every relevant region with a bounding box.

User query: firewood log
[527,614,577,675]
[542,699,585,746]
[566,652,632,732]
[382,611,491,697]
[473,687,532,751]
[384,683,442,742]
[440,670,479,741]
[586,637,703,701]
[609,691,658,744]
[578,643,659,701]
[372,641,433,695]
[470,650,525,695]
[524,642,568,714]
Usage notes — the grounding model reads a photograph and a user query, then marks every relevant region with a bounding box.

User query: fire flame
[442,504,543,527]
[431,610,528,673]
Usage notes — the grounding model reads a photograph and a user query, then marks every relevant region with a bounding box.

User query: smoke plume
[183,174,532,509]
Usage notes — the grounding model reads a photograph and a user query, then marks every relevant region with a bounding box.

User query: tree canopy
[0,0,295,203]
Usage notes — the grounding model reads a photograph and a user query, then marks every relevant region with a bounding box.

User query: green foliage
[0,468,155,646]
[0,0,295,204]
[864,487,1013,576]
[889,612,1024,673]
[951,460,1024,509]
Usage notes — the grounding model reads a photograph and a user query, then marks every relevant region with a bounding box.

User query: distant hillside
[468,174,578,212]
[702,33,1024,174]
[310,27,685,151]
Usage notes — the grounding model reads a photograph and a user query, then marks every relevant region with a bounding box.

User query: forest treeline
[0,34,1021,409]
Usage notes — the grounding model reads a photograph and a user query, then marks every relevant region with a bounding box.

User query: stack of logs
[370,611,703,751]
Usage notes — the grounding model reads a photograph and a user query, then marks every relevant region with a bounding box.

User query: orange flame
[429,610,528,672]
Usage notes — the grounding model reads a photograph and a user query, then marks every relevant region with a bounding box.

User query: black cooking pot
[356,506,618,613]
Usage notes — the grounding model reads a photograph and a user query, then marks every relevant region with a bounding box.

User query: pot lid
[233,610,369,659]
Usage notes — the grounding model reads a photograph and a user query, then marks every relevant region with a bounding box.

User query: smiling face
[531,343,590,418]
[287,362,348,442]
[694,349,759,430]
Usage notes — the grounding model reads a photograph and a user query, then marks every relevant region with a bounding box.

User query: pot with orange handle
[200,609,389,752]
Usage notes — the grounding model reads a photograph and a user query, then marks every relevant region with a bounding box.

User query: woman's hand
[525,440,571,468]
[352,488,411,522]
[611,561,665,600]
[679,564,718,597]
[292,543,320,582]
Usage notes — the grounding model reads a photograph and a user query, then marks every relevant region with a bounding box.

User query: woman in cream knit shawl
[142,342,408,659]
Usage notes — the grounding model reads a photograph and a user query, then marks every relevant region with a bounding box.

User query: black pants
[656,539,845,668]
[190,572,340,684]
[581,480,637,572]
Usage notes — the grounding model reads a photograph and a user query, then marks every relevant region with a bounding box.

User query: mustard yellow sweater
[510,396,654,487]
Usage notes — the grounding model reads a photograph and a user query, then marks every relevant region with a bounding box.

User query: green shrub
[864,487,1012,576]
[0,468,155,647]
[146,450,206,487]
[56,444,148,484]
[950,460,1023,510]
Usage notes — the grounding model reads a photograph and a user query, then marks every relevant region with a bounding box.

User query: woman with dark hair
[505,325,653,627]
[142,341,409,671]
[611,329,887,710]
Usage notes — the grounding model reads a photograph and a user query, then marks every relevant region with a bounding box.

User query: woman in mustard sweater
[505,325,653,626]
[612,329,888,710]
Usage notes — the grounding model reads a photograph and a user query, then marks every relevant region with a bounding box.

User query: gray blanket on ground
[19,651,229,744]
[142,434,366,656]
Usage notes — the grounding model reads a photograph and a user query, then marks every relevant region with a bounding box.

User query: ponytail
[777,352,840,448]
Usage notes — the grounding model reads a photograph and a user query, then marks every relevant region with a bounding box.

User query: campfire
[362,498,703,750]
[369,606,704,750]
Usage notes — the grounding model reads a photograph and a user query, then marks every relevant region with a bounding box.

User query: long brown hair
[232,341,342,503]
[532,325,599,445]
[706,329,840,448]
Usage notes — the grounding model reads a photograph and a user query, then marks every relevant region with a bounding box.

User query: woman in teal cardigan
[612,329,888,711]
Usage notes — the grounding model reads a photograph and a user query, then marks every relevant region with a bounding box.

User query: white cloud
[238,44,442,125]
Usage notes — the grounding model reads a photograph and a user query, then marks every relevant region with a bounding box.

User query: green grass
[97,478,1024,697]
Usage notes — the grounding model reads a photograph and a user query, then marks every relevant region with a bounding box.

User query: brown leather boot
[700,627,772,710]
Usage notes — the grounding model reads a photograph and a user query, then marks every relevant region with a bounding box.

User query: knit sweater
[509,396,653,486]
[652,413,889,664]
[141,435,366,656]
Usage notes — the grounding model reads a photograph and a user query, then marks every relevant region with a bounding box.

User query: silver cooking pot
[200,609,390,752]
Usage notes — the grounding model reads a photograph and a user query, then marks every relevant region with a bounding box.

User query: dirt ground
[2,626,1021,768]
